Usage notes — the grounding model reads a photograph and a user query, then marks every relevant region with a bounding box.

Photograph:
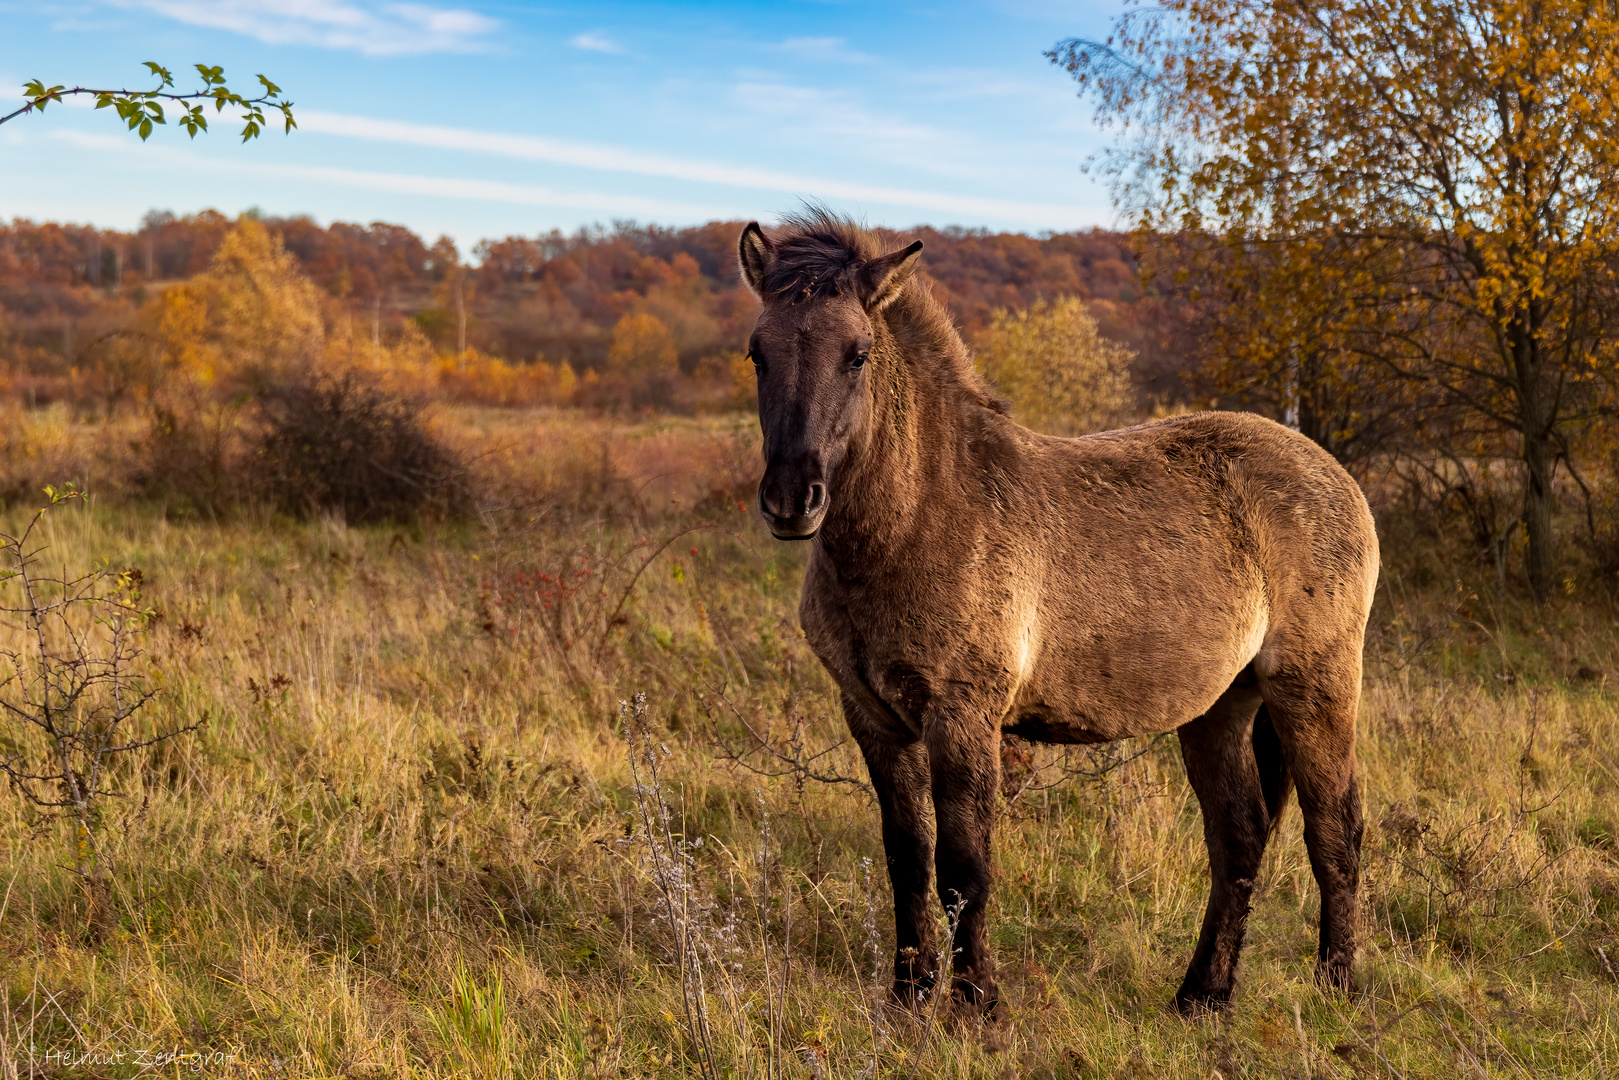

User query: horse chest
[801,561,1020,734]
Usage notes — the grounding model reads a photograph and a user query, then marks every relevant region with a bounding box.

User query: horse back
[802,409,1378,742]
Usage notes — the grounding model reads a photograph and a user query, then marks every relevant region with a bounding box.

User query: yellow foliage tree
[973,297,1134,436]
[145,217,324,387]
[1056,0,1619,598]
[605,311,678,380]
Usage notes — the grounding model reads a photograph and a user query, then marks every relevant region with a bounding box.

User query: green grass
[0,413,1615,1078]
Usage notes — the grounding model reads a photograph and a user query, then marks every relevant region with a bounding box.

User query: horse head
[738,218,923,540]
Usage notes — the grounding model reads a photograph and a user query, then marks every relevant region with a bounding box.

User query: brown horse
[738,211,1379,1016]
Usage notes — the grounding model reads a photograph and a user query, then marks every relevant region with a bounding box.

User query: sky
[0,1,1124,254]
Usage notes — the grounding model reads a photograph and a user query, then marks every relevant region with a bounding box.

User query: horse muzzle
[758,468,828,540]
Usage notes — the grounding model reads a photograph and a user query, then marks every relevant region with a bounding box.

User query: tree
[973,297,1135,436]
[1055,0,1619,599]
[606,311,679,379]
[4,62,294,141]
[1154,230,1425,473]
[144,218,325,388]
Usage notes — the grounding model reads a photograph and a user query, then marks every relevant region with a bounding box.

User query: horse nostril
[804,483,826,514]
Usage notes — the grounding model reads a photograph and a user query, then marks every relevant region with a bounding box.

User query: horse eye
[852,351,869,370]
[748,350,762,372]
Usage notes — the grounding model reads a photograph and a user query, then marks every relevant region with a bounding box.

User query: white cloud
[294,109,1097,226]
[730,82,942,149]
[108,0,499,56]
[774,37,873,65]
[45,130,731,219]
[569,32,623,54]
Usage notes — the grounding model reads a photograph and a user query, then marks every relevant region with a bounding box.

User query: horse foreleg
[925,714,1000,1015]
[846,694,937,1006]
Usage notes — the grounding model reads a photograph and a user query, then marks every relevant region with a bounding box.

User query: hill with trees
[0,211,1195,411]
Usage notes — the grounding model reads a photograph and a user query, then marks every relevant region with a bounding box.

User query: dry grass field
[0,405,1616,1078]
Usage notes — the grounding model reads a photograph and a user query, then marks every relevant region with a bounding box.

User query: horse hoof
[1315,959,1357,995]
[888,975,936,1012]
[950,973,999,1015]
[1173,983,1233,1017]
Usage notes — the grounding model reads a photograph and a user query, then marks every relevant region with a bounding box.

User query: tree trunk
[1522,426,1554,602]
[1514,314,1554,602]
[456,274,467,361]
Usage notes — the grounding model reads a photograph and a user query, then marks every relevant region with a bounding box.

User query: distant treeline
[0,210,1195,404]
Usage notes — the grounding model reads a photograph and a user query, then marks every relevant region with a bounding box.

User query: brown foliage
[0,212,1191,413]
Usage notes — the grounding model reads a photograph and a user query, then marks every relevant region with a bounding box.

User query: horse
[737,211,1379,1017]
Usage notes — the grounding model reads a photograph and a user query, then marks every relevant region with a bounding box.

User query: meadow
[0,404,1616,1079]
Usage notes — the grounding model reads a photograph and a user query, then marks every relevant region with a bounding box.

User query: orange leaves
[605,311,679,380]
[435,350,577,409]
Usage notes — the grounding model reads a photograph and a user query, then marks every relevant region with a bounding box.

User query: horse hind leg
[1174,676,1280,1013]
[1260,652,1364,994]
[1253,704,1294,829]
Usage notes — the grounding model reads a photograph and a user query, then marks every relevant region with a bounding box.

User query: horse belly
[1001,604,1262,742]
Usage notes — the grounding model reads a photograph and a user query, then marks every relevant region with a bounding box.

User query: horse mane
[761,208,1007,414]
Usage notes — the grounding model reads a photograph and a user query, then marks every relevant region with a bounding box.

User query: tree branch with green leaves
[2,61,295,141]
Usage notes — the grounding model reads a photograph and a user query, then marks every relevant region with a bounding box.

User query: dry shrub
[0,402,104,506]
[1577,419,1619,585]
[253,369,466,523]
[123,368,466,522]
[122,376,248,515]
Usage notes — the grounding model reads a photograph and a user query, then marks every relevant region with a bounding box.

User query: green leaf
[257,74,282,96]
[94,93,113,110]
[143,61,174,87]
[138,117,152,140]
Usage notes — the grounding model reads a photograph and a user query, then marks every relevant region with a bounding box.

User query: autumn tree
[974,297,1135,436]
[606,311,679,380]
[1056,0,1619,599]
[1155,231,1424,473]
[144,217,325,388]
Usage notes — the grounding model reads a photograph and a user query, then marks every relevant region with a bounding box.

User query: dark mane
[757,208,880,302]
[761,208,1006,412]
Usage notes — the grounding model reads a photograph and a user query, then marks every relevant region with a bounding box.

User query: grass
[0,406,1615,1078]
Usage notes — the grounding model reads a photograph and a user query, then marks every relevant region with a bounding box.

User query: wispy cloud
[108,0,500,56]
[569,31,622,54]
[774,37,873,64]
[730,82,941,149]
[47,130,731,219]
[295,110,1093,225]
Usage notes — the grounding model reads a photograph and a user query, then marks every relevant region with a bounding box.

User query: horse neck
[821,302,976,556]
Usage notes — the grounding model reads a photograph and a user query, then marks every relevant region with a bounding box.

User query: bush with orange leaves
[436,348,578,408]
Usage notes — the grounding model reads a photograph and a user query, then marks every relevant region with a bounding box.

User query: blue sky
[0,1,1122,252]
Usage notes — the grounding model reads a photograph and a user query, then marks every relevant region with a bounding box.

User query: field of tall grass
[0,405,1616,1079]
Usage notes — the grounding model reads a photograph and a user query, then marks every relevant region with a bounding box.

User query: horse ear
[738,222,775,299]
[857,240,924,312]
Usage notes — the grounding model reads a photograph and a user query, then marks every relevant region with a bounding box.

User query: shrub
[436,348,577,407]
[252,369,466,523]
[125,394,246,516]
